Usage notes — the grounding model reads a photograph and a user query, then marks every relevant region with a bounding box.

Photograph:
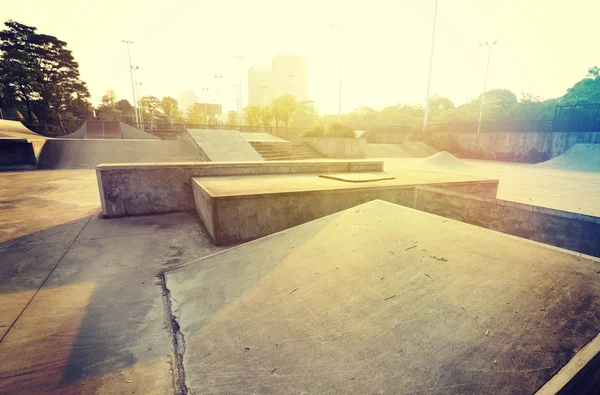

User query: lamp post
[234,56,243,130]
[121,40,139,126]
[330,23,343,122]
[477,40,497,134]
[422,0,438,133]
[201,87,209,126]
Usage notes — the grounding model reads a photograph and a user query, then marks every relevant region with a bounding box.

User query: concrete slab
[166,200,600,394]
[185,129,264,161]
[242,132,286,142]
[319,172,396,182]
[366,142,438,158]
[37,139,204,169]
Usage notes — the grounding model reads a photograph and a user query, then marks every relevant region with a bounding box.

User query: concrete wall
[433,131,600,163]
[0,139,36,169]
[414,186,600,257]
[301,137,366,158]
[97,160,384,217]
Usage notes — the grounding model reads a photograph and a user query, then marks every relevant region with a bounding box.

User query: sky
[3,0,599,114]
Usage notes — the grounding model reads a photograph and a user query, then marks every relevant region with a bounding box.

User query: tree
[227,110,238,126]
[561,66,600,104]
[260,105,273,131]
[270,94,297,133]
[115,99,134,116]
[243,105,261,128]
[0,20,90,126]
[139,95,159,121]
[98,89,118,113]
[159,96,180,123]
[290,100,319,128]
[186,104,205,125]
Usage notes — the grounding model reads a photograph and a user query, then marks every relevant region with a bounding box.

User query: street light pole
[477,40,497,134]
[234,56,243,130]
[214,75,222,129]
[422,0,438,133]
[201,87,209,126]
[121,40,139,126]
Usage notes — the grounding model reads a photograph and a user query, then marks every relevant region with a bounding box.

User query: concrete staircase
[249,141,324,161]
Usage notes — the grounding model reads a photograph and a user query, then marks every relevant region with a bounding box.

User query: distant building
[247,54,307,107]
[179,90,198,115]
[271,54,307,102]
[247,66,272,106]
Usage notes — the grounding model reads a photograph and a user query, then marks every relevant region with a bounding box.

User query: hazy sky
[4,0,599,114]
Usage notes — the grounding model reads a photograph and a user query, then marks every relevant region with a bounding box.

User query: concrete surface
[65,121,159,139]
[165,200,600,394]
[0,169,224,394]
[0,120,46,139]
[302,137,367,158]
[184,129,264,161]
[242,132,286,142]
[96,160,384,217]
[366,142,438,158]
[415,186,600,257]
[37,139,203,169]
[192,172,498,244]
[537,144,600,172]
[382,158,600,217]
[0,138,36,169]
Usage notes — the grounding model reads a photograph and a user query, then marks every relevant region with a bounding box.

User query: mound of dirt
[419,151,471,172]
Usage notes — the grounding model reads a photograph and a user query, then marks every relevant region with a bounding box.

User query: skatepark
[1,119,600,394]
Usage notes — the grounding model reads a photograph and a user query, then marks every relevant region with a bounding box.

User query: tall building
[271,54,307,102]
[247,54,307,107]
[247,66,272,106]
[179,90,198,115]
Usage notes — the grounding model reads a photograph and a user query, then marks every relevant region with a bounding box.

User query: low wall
[0,139,37,169]
[97,160,384,217]
[432,131,600,163]
[366,132,410,144]
[414,186,600,257]
[301,137,366,158]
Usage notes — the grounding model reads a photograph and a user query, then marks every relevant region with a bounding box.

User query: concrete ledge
[97,160,384,217]
[414,186,600,257]
[192,177,498,245]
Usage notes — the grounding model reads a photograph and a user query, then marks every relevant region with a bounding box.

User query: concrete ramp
[64,121,158,140]
[242,132,286,142]
[165,200,600,394]
[537,144,600,172]
[366,142,437,158]
[37,139,204,169]
[185,129,264,161]
[0,120,46,139]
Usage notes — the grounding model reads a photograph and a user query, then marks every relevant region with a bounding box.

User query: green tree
[159,96,180,123]
[227,110,238,126]
[115,99,134,116]
[139,95,160,121]
[290,100,319,128]
[0,20,90,125]
[186,104,205,125]
[98,89,118,113]
[270,94,297,132]
[561,66,600,104]
[243,105,261,128]
[260,105,273,131]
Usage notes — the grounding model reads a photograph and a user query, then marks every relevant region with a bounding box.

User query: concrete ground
[2,156,600,393]
[166,200,600,394]
[0,170,224,394]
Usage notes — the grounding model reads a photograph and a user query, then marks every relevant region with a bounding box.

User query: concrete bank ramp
[184,129,264,161]
[37,139,204,169]
[419,151,471,172]
[64,121,159,139]
[537,144,600,172]
[165,200,600,394]
[366,142,437,158]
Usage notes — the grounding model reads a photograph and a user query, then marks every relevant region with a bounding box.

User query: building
[179,90,198,115]
[247,54,307,107]
[247,66,272,106]
[271,53,307,102]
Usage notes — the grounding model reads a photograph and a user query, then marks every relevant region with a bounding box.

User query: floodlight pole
[477,41,497,134]
[121,40,139,126]
[422,0,438,133]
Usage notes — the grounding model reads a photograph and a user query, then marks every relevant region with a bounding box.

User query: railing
[425,120,555,134]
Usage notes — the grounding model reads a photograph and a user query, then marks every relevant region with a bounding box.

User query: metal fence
[425,120,554,134]
[553,104,600,133]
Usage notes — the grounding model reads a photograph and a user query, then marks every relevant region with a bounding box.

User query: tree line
[2,19,600,135]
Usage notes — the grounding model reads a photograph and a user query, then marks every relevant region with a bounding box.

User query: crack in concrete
[159,271,193,395]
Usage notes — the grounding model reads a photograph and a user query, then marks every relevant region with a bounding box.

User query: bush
[302,124,326,137]
[326,122,355,138]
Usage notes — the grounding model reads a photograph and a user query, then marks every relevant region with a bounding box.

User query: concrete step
[249,141,324,161]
